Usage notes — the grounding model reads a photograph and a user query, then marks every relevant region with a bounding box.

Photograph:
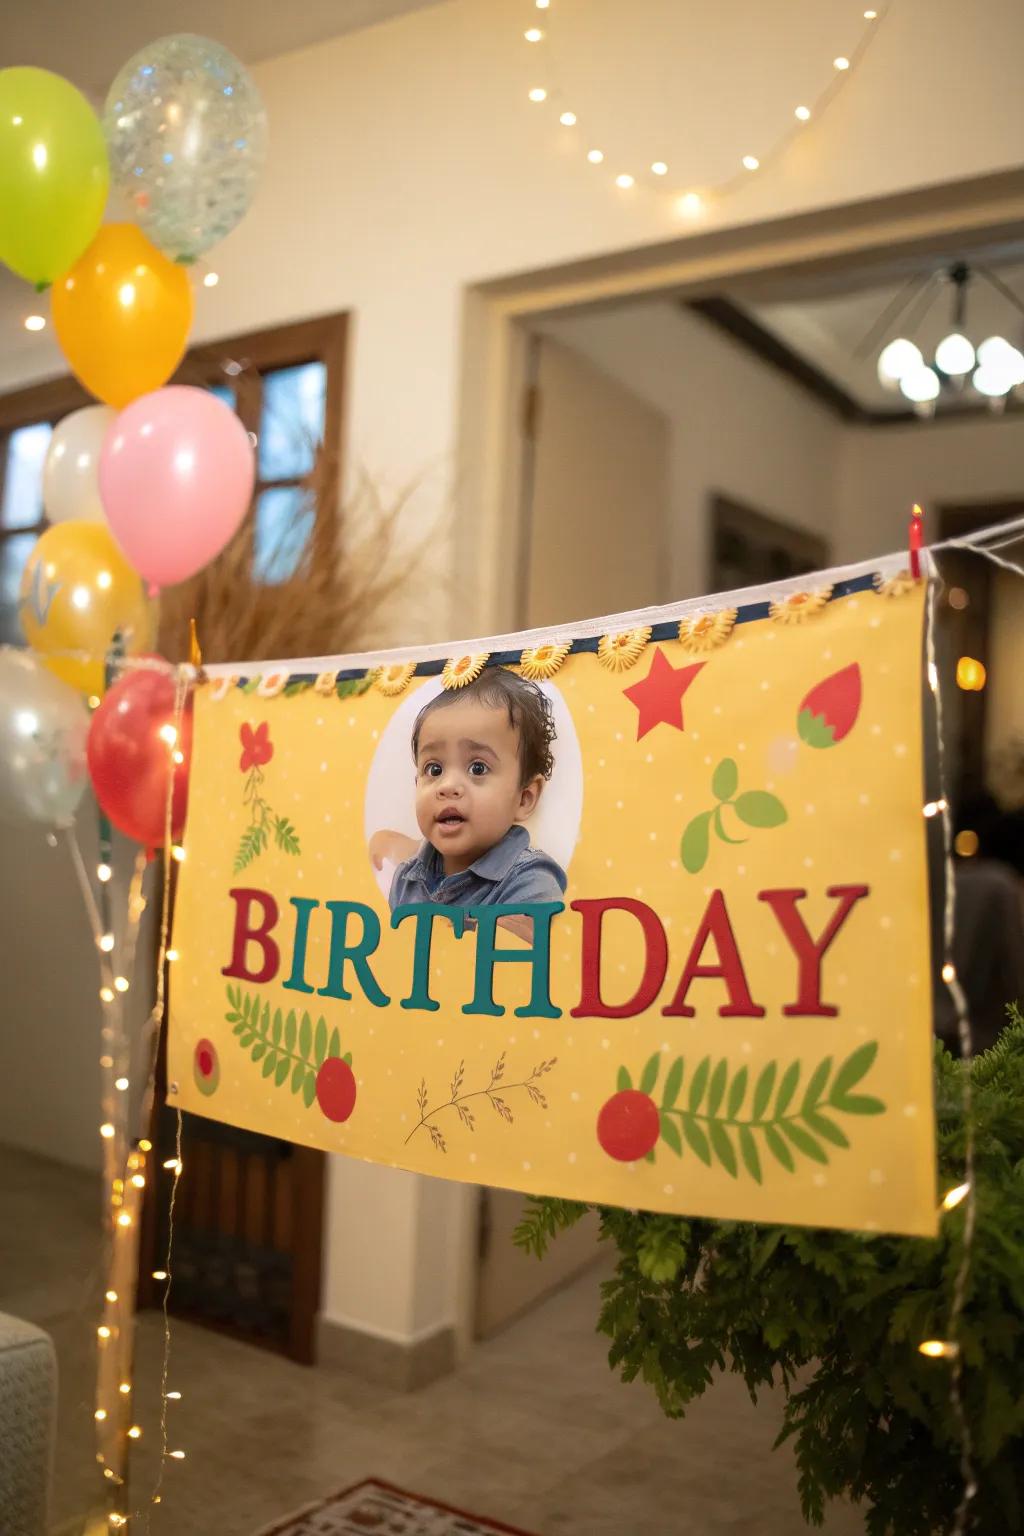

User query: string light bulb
[100,1123,115,1139]
[559,111,576,126]
[100,986,115,1003]
[795,105,811,121]
[119,1382,131,1395]
[95,1408,107,1421]
[128,1426,142,1440]
[152,1270,167,1281]
[131,1173,146,1188]
[117,1212,132,1227]
[97,932,115,953]
[105,1290,118,1303]
[650,161,668,176]
[742,155,760,171]
[98,1325,111,1339]
[615,173,634,189]
[169,1449,186,1460]
[166,948,180,962]
[203,271,219,288]
[97,863,112,883]
[171,845,186,862]
[942,1182,970,1211]
[158,724,177,746]
[114,975,130,993]
[677,192,703,218]
[586,149,603,164]
[524,27,543,41]
[918,1339,958,1359]
[528,87,547,102]
[833,56,850,69]
[163,1157,183,1174]
[115,1076,129,1091]
[166,1390,182,1400]
[139,1139,152,1152]
[941,962,957,984]
[24,314,46,332]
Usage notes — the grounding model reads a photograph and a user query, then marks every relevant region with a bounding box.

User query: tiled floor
[1,1144,864,1535]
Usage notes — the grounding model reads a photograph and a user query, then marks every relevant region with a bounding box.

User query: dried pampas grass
[157,447,432,666]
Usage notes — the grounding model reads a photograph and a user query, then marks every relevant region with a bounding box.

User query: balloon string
[142,663,190,1527]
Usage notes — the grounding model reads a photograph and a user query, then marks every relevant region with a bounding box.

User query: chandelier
[873,263,1024,415]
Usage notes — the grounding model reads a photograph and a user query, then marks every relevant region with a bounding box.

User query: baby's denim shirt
[388,824,566,910]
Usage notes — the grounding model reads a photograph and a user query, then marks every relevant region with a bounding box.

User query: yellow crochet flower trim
[206,674,240,702]
[374,662,417,697]
[256,670,290,698]
[597,627,652,672]
[442,653,490,690]
[769,587,833,625]
[314,670,338,695]
[678,609,737,654]
[873,569,917,598]
[519,642,571,681]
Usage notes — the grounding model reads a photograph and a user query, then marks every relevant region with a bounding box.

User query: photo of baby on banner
[172,555,939,1239]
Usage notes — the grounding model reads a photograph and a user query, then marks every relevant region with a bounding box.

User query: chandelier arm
[975,266,1024,323]
[853,272,929,360]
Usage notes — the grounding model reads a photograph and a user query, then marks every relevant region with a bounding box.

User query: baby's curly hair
[412,667,557,784]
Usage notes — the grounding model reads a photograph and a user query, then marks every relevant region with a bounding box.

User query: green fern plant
[517,1008,1024,1535]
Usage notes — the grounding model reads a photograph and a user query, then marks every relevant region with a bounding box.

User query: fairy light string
[520,0,893,210]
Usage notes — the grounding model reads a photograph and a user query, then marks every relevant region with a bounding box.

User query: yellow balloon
[51,224,193,408]
[19,522,154,698]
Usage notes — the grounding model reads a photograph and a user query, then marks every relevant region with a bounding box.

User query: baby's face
[414,696,541,873]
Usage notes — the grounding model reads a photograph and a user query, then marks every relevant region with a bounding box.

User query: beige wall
[1,0,1022,1348]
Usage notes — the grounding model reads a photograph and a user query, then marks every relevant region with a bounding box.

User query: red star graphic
[623,649,705,740]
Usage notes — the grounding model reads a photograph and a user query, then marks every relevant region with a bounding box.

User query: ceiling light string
[521,0,893,208]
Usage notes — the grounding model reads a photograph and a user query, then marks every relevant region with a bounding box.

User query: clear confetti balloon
[0,647,89,829]
[103,34,267,262]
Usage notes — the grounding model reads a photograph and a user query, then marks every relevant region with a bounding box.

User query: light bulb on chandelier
[877,338,922,391]
[934,332,975,377]
[899,364,940,407]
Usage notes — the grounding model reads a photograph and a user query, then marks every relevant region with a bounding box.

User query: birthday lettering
[222,885,869,1020]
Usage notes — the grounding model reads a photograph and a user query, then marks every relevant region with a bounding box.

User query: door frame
[454,168,1024,642]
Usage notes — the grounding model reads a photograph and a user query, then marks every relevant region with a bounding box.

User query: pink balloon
[99,386,255,587]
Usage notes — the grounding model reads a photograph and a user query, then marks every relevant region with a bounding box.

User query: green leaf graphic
[681,811,713,874]
[639,1052,660,1095]
[273,816,301,856]
[660,1114,683,1156]
[303,1069,317,1109]
[299,1012,312,1061]
[709,1121,738,1178]
[775,1061,801,1117]
[802,1057,833,1112]
[752,1061,777,1121]
[707,1059,728,1117]
[781,1121,828,1164]
[727,1066,748,1119]
[682,1115,712,1166]
[738,1125,762,1184]
[688,1057,711,1112]
[285,1010,297,1053]
[328,1025,342,1061]
[617,1065,632,1092]
[734,791,788,829]
[797,707,836,750]
[315,1016,327,1067]
[662,1057,684,1109]
[833,1093,885,1116]
[764,1124,795,1172]
[832,1042,879,1099]
[712,757,738,801]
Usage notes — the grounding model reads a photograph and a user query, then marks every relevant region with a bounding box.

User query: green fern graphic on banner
[225,985,350,1109]
[604,1042,885,1179]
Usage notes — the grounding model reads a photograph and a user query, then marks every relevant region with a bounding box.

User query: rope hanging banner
[168,557,939,1237]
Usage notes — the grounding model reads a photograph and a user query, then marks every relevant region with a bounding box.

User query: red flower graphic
[239,721,274,773]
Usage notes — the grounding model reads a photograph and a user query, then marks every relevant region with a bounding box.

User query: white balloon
[42,405,116,524]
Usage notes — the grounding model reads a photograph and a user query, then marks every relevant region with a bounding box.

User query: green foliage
[336,672,374,699]
[681,757,788,872]
[225,984,347,1108]
[797,707,837,750]
[516,1011,1024,1534]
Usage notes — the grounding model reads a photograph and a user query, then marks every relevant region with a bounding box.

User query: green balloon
[0,67,109,288]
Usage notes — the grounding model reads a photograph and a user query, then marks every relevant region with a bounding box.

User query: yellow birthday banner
[170,567,938,1237]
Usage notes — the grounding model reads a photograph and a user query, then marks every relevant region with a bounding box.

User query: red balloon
[87,661,192,847]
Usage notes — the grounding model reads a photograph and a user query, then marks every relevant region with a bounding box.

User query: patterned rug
[255,1478,539,1536]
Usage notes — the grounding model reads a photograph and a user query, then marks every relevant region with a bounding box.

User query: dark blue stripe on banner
[235,571,882,689]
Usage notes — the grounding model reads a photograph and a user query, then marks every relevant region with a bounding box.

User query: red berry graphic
[315,1057,357,1123]
[193,1038,220,1097]
[797,663,862,749]
[597,1089,660,1162]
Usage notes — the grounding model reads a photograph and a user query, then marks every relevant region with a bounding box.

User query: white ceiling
[0,0,444,99]
[729,253,1024,414]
